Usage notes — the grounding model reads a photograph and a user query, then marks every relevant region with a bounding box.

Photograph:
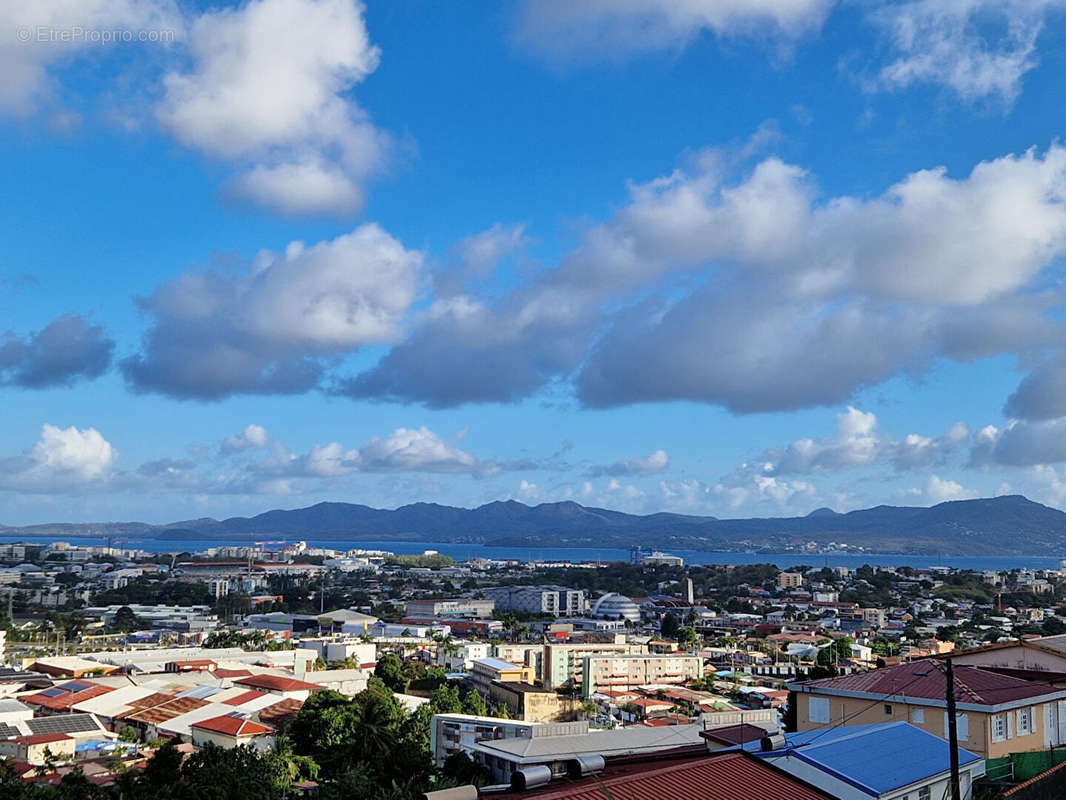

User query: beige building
[469,657,533,696]
[790,658,1066,759]
[777,572,804,589]
[488,681,581,722]
[0,733,76,765]
[580,653,702,698]
[542,642,648,690]
[190,714,275,752]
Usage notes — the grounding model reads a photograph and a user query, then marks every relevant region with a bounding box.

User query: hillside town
[0,540,1064,798]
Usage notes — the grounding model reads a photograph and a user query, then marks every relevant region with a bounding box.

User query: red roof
[22,682,115,711]
[494,751,831,799]
[223,690,269,706]
[233,674,322,693]
[191,715,274,737]
[15,733,72,746]
[213,669,253,679]
[797,659,1065,707]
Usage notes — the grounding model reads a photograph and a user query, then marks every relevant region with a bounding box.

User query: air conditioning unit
[566,755,605,778]
[511,765,552,791]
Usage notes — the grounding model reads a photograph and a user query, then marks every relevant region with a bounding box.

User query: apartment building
[429,713,538,766]
[406,598,495,618]
[790,658,1066,758]
[480,585,587,617]
[580,653,703,698]
[468,657,534,696]
[778,572,804,589]
[542,642,648,691]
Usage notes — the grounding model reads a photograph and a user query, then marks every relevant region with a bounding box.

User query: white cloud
[590,449,669,477]
[156,0,386,215]
[513,0,834,62]
[871,0,1059,105]
[0,0,181,114]
[0,424,117,492]
[123,224,422,399]
[351,143,1066,412]
[221,424,270,453]
[765,408,969,475]
[922,474,978,504]
[358,427,477,473]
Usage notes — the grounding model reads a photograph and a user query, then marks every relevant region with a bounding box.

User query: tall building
[542,642,648,690]
[684,578,695,605]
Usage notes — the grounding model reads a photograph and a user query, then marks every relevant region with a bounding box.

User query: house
[21,680,115,714]
[941,636,1066,684]
[190,714,275,752]
[0,733,76,765]
[0,699,33,727]
[747,722,986,800]
[790,658,1066,758]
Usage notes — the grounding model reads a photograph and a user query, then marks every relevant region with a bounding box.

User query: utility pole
[945,658,962,800]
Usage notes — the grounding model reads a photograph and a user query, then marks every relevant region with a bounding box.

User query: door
[1044,703,1057,748]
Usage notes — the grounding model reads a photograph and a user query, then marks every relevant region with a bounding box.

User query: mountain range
[4,494,1066,555]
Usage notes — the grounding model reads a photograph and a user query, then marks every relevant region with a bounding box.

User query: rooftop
[473,720,705,763]
[191,714,274,737]
[491,750,831,800]
[747,722,982,795]
[233,674,323,693]
[793,659,1066,710]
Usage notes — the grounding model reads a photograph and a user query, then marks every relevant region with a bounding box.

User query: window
[911,708,925,724]
[992,712,1009,743]
[943,713,969,740]
[884,704,893,715]
[918,787,932,800]
[809,696,830,724]
[1018,708,1035,736]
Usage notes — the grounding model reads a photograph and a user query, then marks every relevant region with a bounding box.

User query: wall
[796,693,1054,759]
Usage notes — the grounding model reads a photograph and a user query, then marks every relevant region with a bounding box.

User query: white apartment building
[481,586,587,617]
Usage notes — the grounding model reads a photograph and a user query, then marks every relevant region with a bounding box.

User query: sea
[0,533,1062,571]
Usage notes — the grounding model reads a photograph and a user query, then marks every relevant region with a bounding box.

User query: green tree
[461,690,487,716]
[118,725,139,743]
[429,684,463,714]
[660,613,680,639]
[677,626,698,648]
[374,652,407,693]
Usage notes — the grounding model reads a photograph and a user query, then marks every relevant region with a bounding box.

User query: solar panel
[0,723,19,738]
[40,688,67,698]
[65,682,93,692]
[26,715,100,735]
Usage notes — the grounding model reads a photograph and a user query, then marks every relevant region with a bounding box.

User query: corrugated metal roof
[494,751,831,800]
[797,659,1063,706]
[751,721,982,795]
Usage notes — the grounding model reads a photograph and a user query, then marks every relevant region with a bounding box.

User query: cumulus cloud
[0,424,117,492]
[123,224,422,400]
[221,424,270,453]
[970,420,1066,467]
[870,0,1060,105]
[156,0,386,216]
[0,314,114,388]
[760,407,969,475]
[590,449,669,477]
[345,143,1066,411]
[513,0,834,62]
[0,0,181,114]
[921,474,979,504]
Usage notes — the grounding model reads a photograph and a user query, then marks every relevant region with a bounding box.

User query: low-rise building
[580,653,703,697]
[542,642,648,691]
[488,681,581,723]
[190,714,275,753]
[469,657,533,695]
[790,658,1066,758]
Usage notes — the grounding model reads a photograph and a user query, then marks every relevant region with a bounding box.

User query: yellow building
[790,658,1066,759]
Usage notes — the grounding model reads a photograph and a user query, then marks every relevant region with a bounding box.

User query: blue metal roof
[749,722,981,796]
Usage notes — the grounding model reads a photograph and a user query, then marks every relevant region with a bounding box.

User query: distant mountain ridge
[2,494,1066,556]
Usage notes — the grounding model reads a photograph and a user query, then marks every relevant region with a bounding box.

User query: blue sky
[4,0,1066,525]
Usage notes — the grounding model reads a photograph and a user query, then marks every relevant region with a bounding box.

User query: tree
[461,690,487,716]
[180,742,289,800]
[112,605,142,633]
[374,652,407,693]
[660,613,680,639]
[118,725,139,743]
[429,684,463,714]
[677,626,698,648]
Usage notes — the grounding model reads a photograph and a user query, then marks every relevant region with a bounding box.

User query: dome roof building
[590,593,641,624]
